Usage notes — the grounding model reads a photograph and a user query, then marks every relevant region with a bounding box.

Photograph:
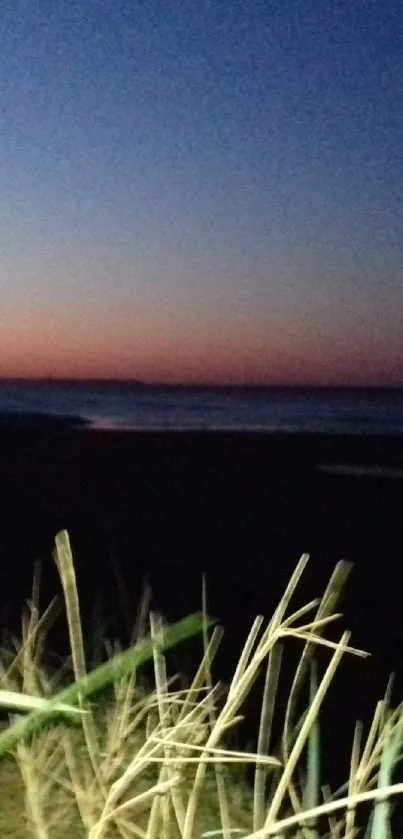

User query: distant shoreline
[0,411,90,430]
[1,409,403,440]
[1,410,403,439]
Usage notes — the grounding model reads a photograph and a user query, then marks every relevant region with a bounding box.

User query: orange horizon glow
[1,336,401,387]
[1,298,402,387]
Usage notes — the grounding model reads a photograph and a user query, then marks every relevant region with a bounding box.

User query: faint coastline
[0,411,90,431]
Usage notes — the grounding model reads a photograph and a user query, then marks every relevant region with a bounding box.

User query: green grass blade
[0,612,214,758]
[370,716,403,839]
[304,658,320,839]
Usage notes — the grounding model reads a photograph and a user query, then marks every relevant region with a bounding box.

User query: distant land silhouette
[0,377,402,393]
[0,411,90,430]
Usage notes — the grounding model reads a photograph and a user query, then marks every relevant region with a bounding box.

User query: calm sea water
[0,380,402,435]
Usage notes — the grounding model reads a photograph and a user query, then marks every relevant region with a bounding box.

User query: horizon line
[0,376,402,391]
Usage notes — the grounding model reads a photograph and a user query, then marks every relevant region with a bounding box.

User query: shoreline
[1,406,403,437]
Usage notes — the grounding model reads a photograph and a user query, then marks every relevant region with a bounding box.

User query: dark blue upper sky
[1,0,402,383]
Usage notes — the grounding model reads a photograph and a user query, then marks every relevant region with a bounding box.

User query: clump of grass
[1,531,403,838]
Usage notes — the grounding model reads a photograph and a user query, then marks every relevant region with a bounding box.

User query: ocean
[0,379,403,435]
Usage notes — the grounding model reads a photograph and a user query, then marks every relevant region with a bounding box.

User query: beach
[1,425,402,646]
[1,425,403,780]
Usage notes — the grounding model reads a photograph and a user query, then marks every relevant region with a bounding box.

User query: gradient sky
[1,0,402,385]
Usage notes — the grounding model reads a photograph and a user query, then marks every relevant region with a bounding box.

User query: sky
[1,0,402,385]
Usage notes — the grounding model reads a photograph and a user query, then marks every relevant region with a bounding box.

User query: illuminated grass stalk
[0,530,214,760]
[3,532,403,838]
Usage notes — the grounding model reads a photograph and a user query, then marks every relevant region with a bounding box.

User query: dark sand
[1,427,403,783]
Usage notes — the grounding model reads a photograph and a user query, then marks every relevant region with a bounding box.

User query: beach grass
[1,531,403,838]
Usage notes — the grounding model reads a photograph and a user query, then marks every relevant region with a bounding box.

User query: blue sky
[1,0,402,383]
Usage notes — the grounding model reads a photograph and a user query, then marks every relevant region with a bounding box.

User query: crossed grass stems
[0,532,403,838]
